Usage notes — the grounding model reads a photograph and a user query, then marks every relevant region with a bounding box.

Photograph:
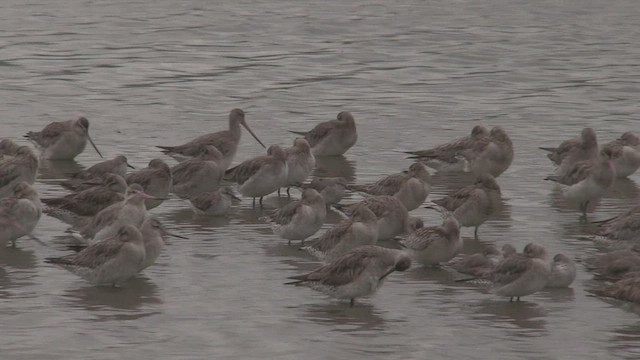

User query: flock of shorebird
[2,109,640,307]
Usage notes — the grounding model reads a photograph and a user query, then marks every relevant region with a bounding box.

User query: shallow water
[2,0,640,358]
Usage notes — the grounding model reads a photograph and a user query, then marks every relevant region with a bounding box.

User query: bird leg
[517,297,521,301]
[252,198,256,208]
[474,226,479,239]
[350,298,355,307]
[278,188,281,197]
[509,297,513,302]
[259,197,264,207]
[286,187,291,197]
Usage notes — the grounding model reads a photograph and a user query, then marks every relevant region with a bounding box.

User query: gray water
[2,0,640,358]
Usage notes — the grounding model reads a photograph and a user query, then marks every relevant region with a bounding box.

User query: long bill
[87,134,104,158]
[379,268,396,281]
[242,123,266,149]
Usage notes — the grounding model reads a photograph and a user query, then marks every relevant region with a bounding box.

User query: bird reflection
[0,247,38,269]
[608,323,640,358]
[313,155,356,182]
[37,159,85,180]
[295,301,387,332]
[61,276,161,318]
[164,206,232,228]
[473,299,547,331]
[604,178,640,202]
[537,287,576,303]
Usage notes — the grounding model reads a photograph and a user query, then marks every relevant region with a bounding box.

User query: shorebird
[337,195,413,241]
[0,182,41,247]
[24,116,103,160]
[225,144,288,206]
[125,159,172,210]
[399,215,462,267]
[583,250,640,281]
[587,205,640,247]
[540,127,599,166]
[461,126,514,178]
[488,243,551,302]
[554,128,599,176]
[590,275,640,304]
[61,155,134,191]
[289,111,357,156]
[171,145,225,199]
[138,217,187,272]
[298,177,347,208]
[46,224,145,286]
[583,250,639,271]
[43,173,126,224]
[405,125,489,172]
[448,245,502,278]
[545,148,615,218]
[286,245,411,306]
[348,162,431,211]
[282,138,315,196]
[157,108,265,169]
[188,187,239,216]
[546,254,576,288]
[602,132,640,178]
[0,146,39,199]
[302,203,378,262]
[265,188,326,245]
[429,174,502,238]
[73,184,158,243]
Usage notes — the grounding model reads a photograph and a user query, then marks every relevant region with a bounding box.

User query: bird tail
[346,184,369,193]
[284,274,308,285]
[156,145,176,152]
[538,146,557,153]
[544,175,560,182]
[44,257,72,266]
[424,201,447,214]
[288,130,308,137]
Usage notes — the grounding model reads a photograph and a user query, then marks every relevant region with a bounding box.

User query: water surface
[2,0,640,359]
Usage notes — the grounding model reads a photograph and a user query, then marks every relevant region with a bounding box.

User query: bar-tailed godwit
[25,116,103,160]
[157,108,265,169]
[286,245,411,306]
[289,111,357,156]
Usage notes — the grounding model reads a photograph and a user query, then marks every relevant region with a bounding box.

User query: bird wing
[29,121,69,147]
[125,169,154,188]
[52,237,124,269]
[189,192,218,210]
[47,188,122,216]
[406,135,474,161]
[300,120,339,147]
[269,201,303,225]
[434,186,477,211]
[361,173,409,196]
[354,197,396,218]
[226,156,267,185]
[399,227,446,251]
[292,250,373,286]
[307,221,353,253]
[490,255,531,286]
[79,203,122,238]
[547,159,594,185]
[0,163,20,189]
